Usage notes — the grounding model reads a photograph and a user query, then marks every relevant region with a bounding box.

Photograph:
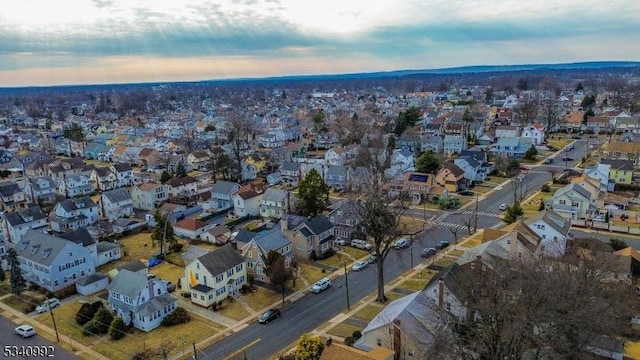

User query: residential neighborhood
[0,66,640,360]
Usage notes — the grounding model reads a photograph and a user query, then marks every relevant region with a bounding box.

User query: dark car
[561,156,574,162]
[457,190,474,196]
[166,281,176,293]
[436,241,450,250]
[366,255,377,264]
[258,309,281,324]
[544,157,554,164]
[420,247,437,258]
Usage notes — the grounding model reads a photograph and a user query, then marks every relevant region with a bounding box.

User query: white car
[15,324,36,338]
[35,298,60,313]
[499,203,509,211]
[335,239,347,246]
[312,277,331,293]
[393,238,409,249]
[352,261,368,271]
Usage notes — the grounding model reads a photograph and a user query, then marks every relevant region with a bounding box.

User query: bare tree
[226,113,252,181]
[513,98,538,125]
[511,174,531,203]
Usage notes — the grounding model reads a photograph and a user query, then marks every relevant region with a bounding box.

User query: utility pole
[192,342,198,360]
[474,193,479,233]
[48,300,59,343]
[344,262,350,310]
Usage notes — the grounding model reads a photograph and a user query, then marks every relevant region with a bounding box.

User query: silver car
[352,261,368,271]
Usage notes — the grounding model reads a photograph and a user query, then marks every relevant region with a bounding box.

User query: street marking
[223,338,261,360]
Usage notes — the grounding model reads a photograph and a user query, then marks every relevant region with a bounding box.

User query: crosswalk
[461,210,502,218]
[435,221,468,229]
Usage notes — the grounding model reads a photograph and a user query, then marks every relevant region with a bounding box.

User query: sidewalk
[0,293,110,360]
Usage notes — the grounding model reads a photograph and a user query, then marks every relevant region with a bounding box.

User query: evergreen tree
[523,145,538,160]
[93,306,114,334]
[503,202,524,223]
[415,151,442,174]
[295,168,329,217]
[159,170,172,183]
[109,317,127,340]
[7,248,25,295]
[0,267,5,283]
[175,162,187,178]
[267,253,293,303]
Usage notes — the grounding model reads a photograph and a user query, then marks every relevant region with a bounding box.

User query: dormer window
[42,248,52,259]
[31,245,41,255]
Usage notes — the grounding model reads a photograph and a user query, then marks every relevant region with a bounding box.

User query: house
[443,135,467,155]
[325,165,348,191]
[13,230,96,292]
[0,181,27,211]
[435,163,467,192]
[22,176,57,206]
[600,141,640,165]
[187,150,211,171]
[2,206,49,244]
[49,197,99,233]
[495,125,519,139]
[200,225,232,245]
[241,161,258,181]
[390,149,415,172]
[174,218,212,240]
[524,210,572,257]
[281,214,335,259]
[165,176,199,199]
[327,199,362,243]
[600,159,634,185]
[259,188,291,219]
[521,123,546,145]
[130,182,170,211]
[245,152,268,174]
[266,172,281,186]
[107,269,178,332]
[181,244,247,307]
[138,148,163,169]
[89,167,118,191]
[545,178,600,220]
[355,290,439,359]
[391,172,436,204]
[111,163,134,188]
[60,227,121,266]
[57,173,94,198]
[233,183,265,217]
[281,161,301,187]
[75,273,109,296]
[490,137,534,158]
[100,188,134,222]
[585,163,615,192]
[324,146,347,166]
[241,228,292,283]
[210,181,241,211]
[320,342,394,360]
[420,135,444,154]
[314,132,339,149]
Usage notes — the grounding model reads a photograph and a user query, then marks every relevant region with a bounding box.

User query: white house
[525,210,572,257]
[233,183,264,217]
[22,176,57,205]
[57,173,94,198]
[13,230,96,292]
[173,218,212,240]
[521,123,546,146]
[100,188,134,222]
[585,163,614,192]
[107,269,178,332]
[111,163,135,188]
[324,146,347,166]
[259,188,291,219]
[181,244,247,307]
[210,181,241,211]
[165,176,198,199]
[130,182,170,211]
[2,206,49,244]
[49,197,99,233]
[443,135,467,155]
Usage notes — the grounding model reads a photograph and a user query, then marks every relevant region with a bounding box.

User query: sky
[1,0,639,87]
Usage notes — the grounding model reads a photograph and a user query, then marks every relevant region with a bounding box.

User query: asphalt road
[201,139,592,360]
[0,315,78,360]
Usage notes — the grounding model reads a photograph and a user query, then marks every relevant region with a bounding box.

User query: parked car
[35,297,60,313]
[352,260,368,271]
[499,203,509,211]
[312,277,331,293]
[421,247,437,258]
[436,241,450,250]
[166,281,176,293]
[335,239,347,246]
[566,144,575,151]
[258,309,281,324]
[520,166,529,171]
[457,190,474,196]
[393,238,409,249]
[544,157,554,164]
[15,324,36,338]
[562,156,574,162]
[366,255,377,264]
[351,239,372,251]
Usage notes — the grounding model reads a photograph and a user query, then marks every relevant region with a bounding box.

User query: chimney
[393,319,402,360]
[438,278,444,308]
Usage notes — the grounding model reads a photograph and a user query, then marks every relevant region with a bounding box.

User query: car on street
[35,297,60,313]
[457,189,474,196]
[393,238,410,249]
[562,156,574,162]
[311,277,331,293]
[499,203,509,211]
[436,241,450,250]
[15,324,36,338]
[366,255,377,264]
[520,166,529,171]
[352,260,368,271]
[258,308,281,324]
[544,157,554,164]
[566,144,575,151]
[420,247,437,258]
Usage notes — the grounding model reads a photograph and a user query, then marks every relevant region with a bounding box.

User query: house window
[157,288,161,295]
[236,276,245,285]
[227,268,234,277]
[247,251,252,258]
[216,274,224,283]
[236,264,243,272]
[571,202,579,207]
[377,339,382,346]
[559,200,566,205]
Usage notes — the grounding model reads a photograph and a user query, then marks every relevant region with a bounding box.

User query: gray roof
[107,269,148,299]
[0,182,22,197]
[600,158,634,171]
[136,293,178,317]
[299,215,334,235]
[102,188,132,203]
[281,161,300,172]
[254,228,290,252]
[326,165,347,177]
[14,230,79,266]
[112,163,132,172]
[196,243,245,276]
[211,180,240,195]
[97,241,120,252]
[261,188,288,203]
[59,227,96,247]
[233,229,259,243]
[118,259,146,273]
[4,206,47,226]
[59,197,98,212]
[76,273,108,286]
[30,176,56,191]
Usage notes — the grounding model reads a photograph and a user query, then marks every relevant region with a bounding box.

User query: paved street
[201,140,592,359]
[0,315,78,360]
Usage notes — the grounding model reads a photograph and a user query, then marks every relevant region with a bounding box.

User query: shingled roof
[196,243,245,276]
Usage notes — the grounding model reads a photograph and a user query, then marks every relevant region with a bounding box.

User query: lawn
[484,176,510,186]
[326,323,361,339]
[217,299,251,321]
[2,292,46,313]
[92,313,222,360]
[448,249,465,257]
[148,262,184,284]
[471,185,493,194]
[460,233,483,248]
[396,279,429,292]
[383,291,406,303]
[410,269,437,282]
[298,264,326,286]
[521,194,547,213]
[339,246,371,261]
[433,256,457,267]
[352,304,384,321]
[99,232,189,273]
[547,137,572,150]
[317,251,353,268]
[244,287,280,312]
[35,301,96,346]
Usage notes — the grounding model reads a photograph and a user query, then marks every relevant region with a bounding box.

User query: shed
[75,273,109,296]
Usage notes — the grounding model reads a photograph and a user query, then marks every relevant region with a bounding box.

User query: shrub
[345,336,355,346]
[93,306,114,334]
[538,201,546,211]
[247,273,255,286]
[76,301,104,326]
[82,321,100,336]
[109,317,126,340]
[541,184,551,193]
[170,243,184,252]
[162,307,190,326]
[352,330,362,340]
